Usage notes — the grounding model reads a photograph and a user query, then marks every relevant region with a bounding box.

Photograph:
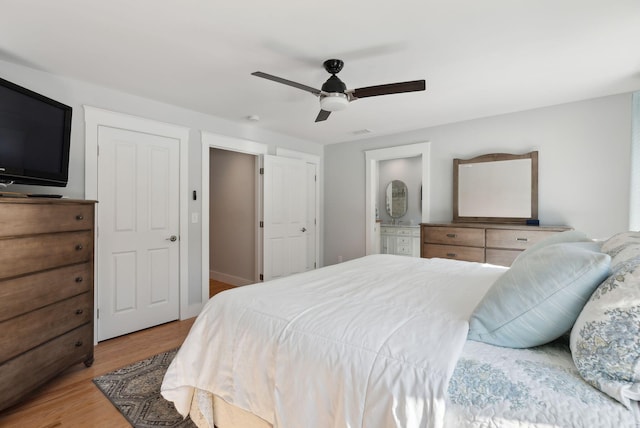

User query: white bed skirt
[189,390,272,428]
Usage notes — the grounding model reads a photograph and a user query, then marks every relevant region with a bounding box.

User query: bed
[161,231,640,428]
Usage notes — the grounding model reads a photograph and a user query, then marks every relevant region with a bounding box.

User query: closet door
[96,126,180,341]
[263,155,308,280]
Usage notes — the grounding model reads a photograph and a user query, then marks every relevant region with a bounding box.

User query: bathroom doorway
[364,142,431,255]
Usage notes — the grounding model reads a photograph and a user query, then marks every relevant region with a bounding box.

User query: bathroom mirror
[453,151,538,224]
[386,180,408,218]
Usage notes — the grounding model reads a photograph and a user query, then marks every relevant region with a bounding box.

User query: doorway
[365,142,431,255]
[209,148,257,286]
[201,133,320,292]
[201,132,267,297]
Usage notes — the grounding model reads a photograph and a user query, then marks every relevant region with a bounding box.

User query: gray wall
[0,58,324,310]
[324,93,633,265]
[378,156,422,225]
[210,148,256,284]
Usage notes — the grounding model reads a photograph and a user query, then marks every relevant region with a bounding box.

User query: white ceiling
[2,0,639,145]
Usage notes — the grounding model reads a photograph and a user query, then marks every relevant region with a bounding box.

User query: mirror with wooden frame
[453,151,538,224]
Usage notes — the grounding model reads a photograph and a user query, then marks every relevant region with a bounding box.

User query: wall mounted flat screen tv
[0,76,72,187]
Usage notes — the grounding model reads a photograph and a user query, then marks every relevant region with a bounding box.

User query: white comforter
[161,255,507,428]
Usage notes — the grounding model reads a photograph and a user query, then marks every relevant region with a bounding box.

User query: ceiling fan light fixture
[320,93,349,112]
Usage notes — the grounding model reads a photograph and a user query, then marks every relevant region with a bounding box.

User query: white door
[305,162,317,271]
[263,155,308,280]
[97,126,180,341]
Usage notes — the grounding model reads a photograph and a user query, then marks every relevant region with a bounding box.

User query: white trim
[364,142,431,255]
[630,91,640,230]
[201,131,268,302]
[276,147,320,163]
[83,106,193,343]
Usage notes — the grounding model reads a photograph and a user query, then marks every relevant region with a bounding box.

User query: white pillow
[469,242,610,348]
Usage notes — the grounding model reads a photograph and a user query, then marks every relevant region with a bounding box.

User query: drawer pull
[446,233,457,238]
[75,340,83,347]
[516,237,529,242]
[76,214,84,221]
[75,309,84,315]
[75,276,83,283]
[75,244,83,251]
[446,253,457,257]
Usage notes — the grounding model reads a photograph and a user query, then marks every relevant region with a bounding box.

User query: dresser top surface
[421,222,570,231]
[0,197,96,205]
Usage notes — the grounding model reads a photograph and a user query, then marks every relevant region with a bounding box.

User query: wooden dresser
[421,223,570,266]
[0,198,96,411]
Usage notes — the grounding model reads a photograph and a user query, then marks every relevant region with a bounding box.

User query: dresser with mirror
[421,151,570,266]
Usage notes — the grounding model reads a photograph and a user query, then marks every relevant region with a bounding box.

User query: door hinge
[314,218,317,225]
[314,174,317,182]
[259,167,264,175]
[314,262,316,269]
[97,308,100,319]
[259,221,264,228]
[259,274,264,281]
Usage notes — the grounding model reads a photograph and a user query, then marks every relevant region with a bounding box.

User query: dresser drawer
[0,263,92,322]
[0,323,93,410]
[423,243,485,263]
[0,231,93,280]
[0,292,92,362]
[486,249,521,267]
[0,203,93,237]
[423,226,485,247]
[486,229,558,251]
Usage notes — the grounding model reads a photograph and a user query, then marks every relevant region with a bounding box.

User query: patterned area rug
[93,348,196,427]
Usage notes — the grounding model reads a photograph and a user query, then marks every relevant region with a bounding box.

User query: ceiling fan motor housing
[321,75,347,93]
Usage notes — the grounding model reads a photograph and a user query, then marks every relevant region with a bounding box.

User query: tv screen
[0,77,72,187]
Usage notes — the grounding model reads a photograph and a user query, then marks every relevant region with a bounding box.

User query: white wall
[324,93,633,265]
[0,59,324,310]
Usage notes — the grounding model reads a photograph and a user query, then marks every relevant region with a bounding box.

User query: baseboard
[210,270,254,287]
[181,302,204,320]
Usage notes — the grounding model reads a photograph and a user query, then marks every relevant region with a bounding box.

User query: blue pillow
[468,242,610,348]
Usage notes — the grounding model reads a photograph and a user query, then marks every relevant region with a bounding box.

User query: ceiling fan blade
[315,109,331,122]
[251,71,322,96]
[350,79,425,99]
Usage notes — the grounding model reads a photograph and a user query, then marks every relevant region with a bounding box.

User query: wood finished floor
[0,280,235,428]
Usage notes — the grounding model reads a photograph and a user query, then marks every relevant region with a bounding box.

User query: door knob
[301,227,307,232]
[166,235,177,242]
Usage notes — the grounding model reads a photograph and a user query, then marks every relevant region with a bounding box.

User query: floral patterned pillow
[570,250,640,410]
[600,231,640,269]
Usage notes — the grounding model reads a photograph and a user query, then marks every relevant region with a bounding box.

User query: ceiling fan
[251,59,426,122]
